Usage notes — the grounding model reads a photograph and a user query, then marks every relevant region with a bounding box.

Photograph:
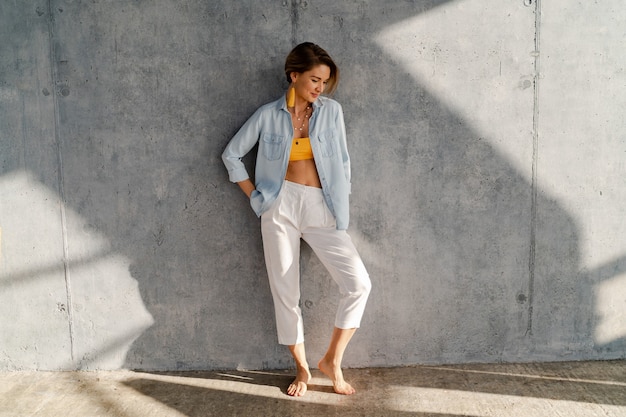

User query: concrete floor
[1,360,625,417]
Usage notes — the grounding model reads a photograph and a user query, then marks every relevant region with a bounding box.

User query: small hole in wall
[524,0,533,6]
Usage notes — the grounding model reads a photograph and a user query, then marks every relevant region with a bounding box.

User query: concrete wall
[1,0,624,371]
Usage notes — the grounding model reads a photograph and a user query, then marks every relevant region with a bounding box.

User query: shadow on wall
[1,0,624,371]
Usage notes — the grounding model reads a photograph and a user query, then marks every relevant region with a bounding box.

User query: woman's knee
[354,273,372,299]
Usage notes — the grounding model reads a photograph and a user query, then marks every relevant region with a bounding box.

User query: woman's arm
[222,108,263,184]
[237,179,256,198]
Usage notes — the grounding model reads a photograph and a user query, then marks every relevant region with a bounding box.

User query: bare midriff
[285,159,322,188]
[286,100,321,188]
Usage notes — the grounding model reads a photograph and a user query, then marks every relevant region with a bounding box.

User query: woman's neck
[292,101,311,116]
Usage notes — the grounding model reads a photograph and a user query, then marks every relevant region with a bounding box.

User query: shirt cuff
[228,167,250,183]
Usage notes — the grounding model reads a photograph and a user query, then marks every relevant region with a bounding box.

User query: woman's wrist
[237,180,256,199]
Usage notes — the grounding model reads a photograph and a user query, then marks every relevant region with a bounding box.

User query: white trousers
[261,180,371,345]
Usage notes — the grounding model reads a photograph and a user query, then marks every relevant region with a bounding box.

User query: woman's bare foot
[318,357,356,395]
[287,366,311,397]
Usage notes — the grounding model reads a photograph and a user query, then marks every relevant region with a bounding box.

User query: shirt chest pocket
[317,129,336,158]
[261,133,285,161]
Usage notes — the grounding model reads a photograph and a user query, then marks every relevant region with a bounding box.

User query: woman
[222,42,371,397]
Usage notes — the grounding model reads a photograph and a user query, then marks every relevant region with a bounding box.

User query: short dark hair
[284,42,339,95]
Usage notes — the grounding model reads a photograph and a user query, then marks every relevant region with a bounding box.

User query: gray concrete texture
[0,0,625,372]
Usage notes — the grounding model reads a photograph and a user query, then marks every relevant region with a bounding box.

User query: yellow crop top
[289,137,314,161]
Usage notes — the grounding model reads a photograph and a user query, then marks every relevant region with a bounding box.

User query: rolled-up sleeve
[221,110,262,183]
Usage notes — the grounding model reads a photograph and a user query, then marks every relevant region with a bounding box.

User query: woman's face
[292,64,331,103]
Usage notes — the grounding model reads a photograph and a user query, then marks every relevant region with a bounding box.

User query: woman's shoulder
[245,96,285,122]
[256,96,284,113]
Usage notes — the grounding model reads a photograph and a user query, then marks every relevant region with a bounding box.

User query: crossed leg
[318,327,357,395]
[286,327,357,396]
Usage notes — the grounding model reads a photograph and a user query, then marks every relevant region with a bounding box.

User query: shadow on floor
[122,361,626,416]
[123,370,434,417]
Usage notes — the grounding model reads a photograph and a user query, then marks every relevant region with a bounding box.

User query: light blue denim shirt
[222,93,351,230]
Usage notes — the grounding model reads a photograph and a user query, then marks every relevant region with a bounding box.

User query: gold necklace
[293,105,311,132]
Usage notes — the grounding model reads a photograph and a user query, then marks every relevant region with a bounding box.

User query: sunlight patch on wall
[594,272,626,346]
[0,170,153,370]
[537,0,626,271]
[374,0,536,181]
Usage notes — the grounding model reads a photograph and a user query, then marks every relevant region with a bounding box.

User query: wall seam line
[526,0,542,337]
[46,0,75,364]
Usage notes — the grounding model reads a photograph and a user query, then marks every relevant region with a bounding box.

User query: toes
[287,381,307,397]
